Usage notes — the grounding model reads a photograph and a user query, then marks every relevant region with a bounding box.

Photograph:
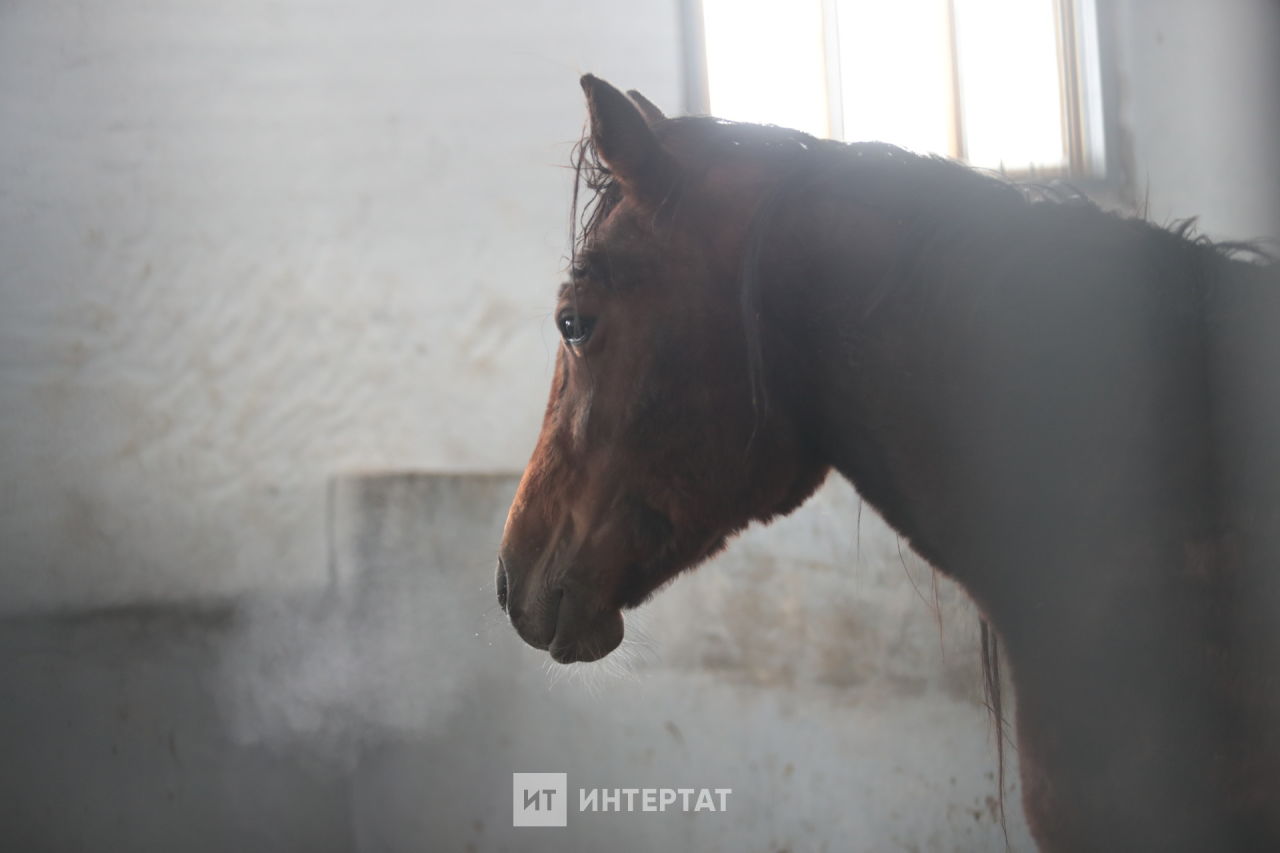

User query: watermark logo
[512,772,568,827]
[512,773,731,827]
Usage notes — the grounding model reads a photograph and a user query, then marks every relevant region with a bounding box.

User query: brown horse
[497,75,1280,851]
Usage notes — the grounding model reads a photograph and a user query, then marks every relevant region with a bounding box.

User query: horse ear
[581,74,675,201]
[626,89,667,125]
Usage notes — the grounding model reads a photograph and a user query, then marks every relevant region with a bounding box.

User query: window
[697,0,1106,177]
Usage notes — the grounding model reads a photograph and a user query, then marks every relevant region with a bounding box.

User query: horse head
[496,76,829,662]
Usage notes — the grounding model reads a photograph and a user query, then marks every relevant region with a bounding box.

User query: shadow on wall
[0,473,1033,852]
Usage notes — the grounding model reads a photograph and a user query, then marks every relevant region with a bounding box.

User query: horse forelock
[568,129,623,276]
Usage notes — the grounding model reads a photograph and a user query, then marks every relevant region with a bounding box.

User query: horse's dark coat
[498,76,1280,851]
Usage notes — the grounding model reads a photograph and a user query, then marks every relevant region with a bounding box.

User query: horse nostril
[496,557,509,612]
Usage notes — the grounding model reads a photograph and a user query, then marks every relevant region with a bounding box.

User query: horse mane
[571,114,1273,272]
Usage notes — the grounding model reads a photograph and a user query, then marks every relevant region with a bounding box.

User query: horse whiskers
[541,636,653,697]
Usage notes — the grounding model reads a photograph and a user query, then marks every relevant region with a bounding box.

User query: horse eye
[557,311,596,346]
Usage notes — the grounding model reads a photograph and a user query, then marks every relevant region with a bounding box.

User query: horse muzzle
[496,554,624,663]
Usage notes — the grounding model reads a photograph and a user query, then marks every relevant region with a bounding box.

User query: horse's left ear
[581,74,676,202]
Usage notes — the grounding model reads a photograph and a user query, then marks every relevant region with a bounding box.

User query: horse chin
[547,604,624,664]
[536,528,734,663]
[610,530,733,612]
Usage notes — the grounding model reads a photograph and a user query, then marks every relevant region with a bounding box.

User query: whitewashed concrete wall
[2,0,1275,613]
[0,0,682,611]
[1108,0,1280,242]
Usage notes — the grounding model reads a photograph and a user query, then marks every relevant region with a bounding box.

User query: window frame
[680,0,1122,188]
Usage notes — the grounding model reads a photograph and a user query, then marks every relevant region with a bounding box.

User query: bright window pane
[701,0,831,138]
[703,0,1087,173]
[837,0,954,156]
[953,0,1066,170]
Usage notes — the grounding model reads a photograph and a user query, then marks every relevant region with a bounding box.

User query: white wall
[1,0,1275,618]
[0,0,683,611]
[1108,0,1280,242]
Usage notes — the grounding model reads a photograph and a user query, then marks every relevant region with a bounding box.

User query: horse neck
[754,167,1005,582]
[747,153,1280,846]
[754,164,1198,631]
